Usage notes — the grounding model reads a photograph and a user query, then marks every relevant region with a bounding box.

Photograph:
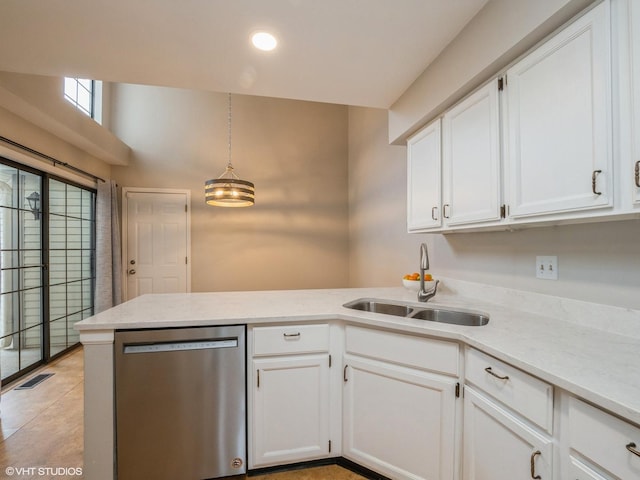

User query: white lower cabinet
[252,355,331,466]
[249,324,332,468]
[247,324,640,480]
[343,356,458,480]
[463,386,553,480]
[569,458,610,480]
[567,396,640,480]
[342,325,460,480]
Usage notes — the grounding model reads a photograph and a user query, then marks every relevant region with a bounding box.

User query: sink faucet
[418,242,439,302]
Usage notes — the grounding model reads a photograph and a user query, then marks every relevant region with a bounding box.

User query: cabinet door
[407,119,442,231]
[630,0,640,205]
[443,79,502,226]
[568,458,612,480]
[463,387,553,480]
[343,356,457,480]
[504,1,612,219]
[252,355,330,467]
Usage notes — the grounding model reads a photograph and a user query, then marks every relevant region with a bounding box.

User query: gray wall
[348,106,640,310]
[110,84,350,292]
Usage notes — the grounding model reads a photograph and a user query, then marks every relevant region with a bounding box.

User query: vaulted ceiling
[0,0,488,108]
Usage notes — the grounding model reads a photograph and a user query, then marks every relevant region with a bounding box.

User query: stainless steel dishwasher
[115,325,246,480]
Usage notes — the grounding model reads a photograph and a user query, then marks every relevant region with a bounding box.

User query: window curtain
[95,180,122,313]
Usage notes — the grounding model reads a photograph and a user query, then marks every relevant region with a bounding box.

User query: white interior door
[124,190,190,300]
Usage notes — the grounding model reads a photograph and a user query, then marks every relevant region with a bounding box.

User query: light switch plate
[536,256,558,280]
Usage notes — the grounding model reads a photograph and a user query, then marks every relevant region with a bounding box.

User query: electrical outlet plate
[536,256,558,280]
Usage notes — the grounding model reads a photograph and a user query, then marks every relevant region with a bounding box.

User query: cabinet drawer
[465,348,553,433]
[252,324,329,356]
[345,325,458,376]
[569,396,640,479]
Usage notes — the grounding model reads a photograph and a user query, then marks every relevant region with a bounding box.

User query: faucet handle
[418,279,439,302]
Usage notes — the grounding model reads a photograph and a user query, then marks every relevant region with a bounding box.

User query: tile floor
[0,347,368,480]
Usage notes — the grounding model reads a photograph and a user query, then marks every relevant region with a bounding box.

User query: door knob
[129,269,136,275]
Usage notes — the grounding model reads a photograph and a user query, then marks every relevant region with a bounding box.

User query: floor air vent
[15,373,54,390]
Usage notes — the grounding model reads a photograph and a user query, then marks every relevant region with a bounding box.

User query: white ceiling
[0,0,489,108]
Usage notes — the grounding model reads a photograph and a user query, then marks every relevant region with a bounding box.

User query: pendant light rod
[204,92,255,207]
[227,92,233,169]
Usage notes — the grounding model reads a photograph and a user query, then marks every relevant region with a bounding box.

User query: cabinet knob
[128,269,136,275]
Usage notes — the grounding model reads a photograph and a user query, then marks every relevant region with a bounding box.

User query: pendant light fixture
[205,93,255,207]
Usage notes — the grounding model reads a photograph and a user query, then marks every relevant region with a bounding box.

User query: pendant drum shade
[205,167,255,207]
[205,93,255,207]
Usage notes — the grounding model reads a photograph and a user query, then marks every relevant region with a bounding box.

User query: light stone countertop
[76,280,640,428]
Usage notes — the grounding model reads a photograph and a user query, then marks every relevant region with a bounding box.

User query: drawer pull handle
[592,169,602,195]
[343,365,349,382]
[431,206,438,221]
[485,367,509,381]
[283,332,301,338]
[530,450,541,479]
[443,203,451,219]
[635,161,640,188]
[627,442,640,458]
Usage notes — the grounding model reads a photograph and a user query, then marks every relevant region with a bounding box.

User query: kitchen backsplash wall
[110,85,350,292]
[347,106,640,310]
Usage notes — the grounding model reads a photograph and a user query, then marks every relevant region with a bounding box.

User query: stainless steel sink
[409,307,489,326]
[343,299,415,317]
[343,298,489,326]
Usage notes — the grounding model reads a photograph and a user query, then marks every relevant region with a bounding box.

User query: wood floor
[0,348,83,479]
[0,348,367,480]
[250,465,367,480]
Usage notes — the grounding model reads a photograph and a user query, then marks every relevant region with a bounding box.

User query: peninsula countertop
[76,282,640,427]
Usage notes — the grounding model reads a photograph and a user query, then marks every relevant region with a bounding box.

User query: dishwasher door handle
[123,338,238,354]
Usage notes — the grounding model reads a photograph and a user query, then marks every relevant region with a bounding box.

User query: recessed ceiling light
[251,31,277,51]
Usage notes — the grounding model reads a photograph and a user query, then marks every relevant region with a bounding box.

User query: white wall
[0,71,129,166]
[110,84,350,292]
[348,106,640,310]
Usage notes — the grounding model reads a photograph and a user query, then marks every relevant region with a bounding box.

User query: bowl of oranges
[402,273,435,291]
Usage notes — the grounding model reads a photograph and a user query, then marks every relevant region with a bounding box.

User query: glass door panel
[0,164,43,383]
[48,179,95,359]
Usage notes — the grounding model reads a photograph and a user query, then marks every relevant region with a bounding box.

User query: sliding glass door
[0,158,95,384]
[0,162,44,382]
[48,179,95,357]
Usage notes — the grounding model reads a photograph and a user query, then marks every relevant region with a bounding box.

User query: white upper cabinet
[503,1,612,219]
[628,0,640,206]
[407,119,442,231]
[443,79,502,226]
